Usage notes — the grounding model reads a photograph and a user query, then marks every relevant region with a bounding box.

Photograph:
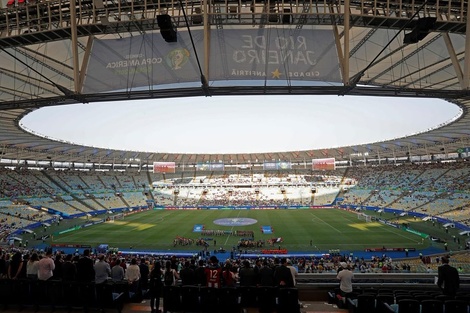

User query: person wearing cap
[437,256,460,296]
[336,262,354,298]
[205,256,222,288]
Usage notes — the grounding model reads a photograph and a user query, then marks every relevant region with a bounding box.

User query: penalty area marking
[310,213,342,233]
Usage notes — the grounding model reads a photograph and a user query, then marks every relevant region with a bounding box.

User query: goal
[108,213,124,223]
[357,213,372,223]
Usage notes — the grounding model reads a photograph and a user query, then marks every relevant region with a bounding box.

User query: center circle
[213,218,258,226]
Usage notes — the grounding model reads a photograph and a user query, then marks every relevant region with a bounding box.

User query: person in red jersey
[204,256,222,288]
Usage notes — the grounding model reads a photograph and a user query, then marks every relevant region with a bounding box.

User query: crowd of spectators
[2,246,466,284]
[342,162,470,224]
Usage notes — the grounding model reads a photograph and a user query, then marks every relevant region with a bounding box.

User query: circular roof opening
[21,95,461,154]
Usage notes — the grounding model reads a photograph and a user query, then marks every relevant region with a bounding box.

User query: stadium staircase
[143,190,155,201]
[145,170,154,188]
[116,193,131,208]
[382,189,412,209]
[97,175,110,189]
[41,170,72,193]
[41,171,98,213]
[357,190,375,206]
[90,197,109,210]
[402,191,449,213]
[130,176,140,189]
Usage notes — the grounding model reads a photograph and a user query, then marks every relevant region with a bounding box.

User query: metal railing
[0,0,466,40]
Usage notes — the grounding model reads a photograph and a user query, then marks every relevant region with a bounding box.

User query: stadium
[1,0,470,312]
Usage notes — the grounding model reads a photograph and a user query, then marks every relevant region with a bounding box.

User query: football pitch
[50,208,431,253]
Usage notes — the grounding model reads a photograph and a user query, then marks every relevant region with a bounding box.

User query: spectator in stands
[259,260,274,286]
[61,254,76,281]
[204,256,221,288]
[27,252,39,279]
[19,254,28,279]
[273,258,294,287]
[95,254,111,308]
[94,254,111,284]
[0,252,7,278]
[120,257,128,272]
[149,261,163,313]
[194,259,207,286]
[111,259,125,281]
[286,259,298,286]
[37,249,55,281]
[126,258,141,293]
[437,256,460,296]
[52,254,63,280]
[239,260,257,287]
[8,251,23,280]
[163,260,179,286]
[179,260,195,286]
[336,262,354,298]
[76,249,95,282]
[139,258,150,292]
[253,258,262,277]
[221,261,236,287]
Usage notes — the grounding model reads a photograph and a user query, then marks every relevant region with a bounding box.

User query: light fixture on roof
[403,17,436,44]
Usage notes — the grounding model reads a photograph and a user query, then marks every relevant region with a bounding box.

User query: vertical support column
[463,0,470,89]
[70,0,81,93]
[203,0,210,82]
[78,36,94,91]
[343,0,350,85]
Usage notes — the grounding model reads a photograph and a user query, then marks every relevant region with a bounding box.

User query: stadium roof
[0,0,470,166]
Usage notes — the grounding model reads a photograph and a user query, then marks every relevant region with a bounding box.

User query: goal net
[108,213,124,223]
[357,213,372,223]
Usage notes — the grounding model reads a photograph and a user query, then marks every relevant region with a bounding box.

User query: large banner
[83,32,203,93]
[312,158,335,170]
[153,162,176,173]
[210,28,341,82]
[196,163,225,171]
[83,27,340,92]
[263,161,291,170]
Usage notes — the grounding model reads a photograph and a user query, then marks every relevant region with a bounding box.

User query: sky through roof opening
[20,95,461,154]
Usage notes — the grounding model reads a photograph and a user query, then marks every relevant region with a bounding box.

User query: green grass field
[46,208,456,253]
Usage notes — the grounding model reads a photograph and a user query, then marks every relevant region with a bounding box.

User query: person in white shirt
[125,258,141,293]
[337,262,354,296]
[94,254,111,284]
[37,250,55,281]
